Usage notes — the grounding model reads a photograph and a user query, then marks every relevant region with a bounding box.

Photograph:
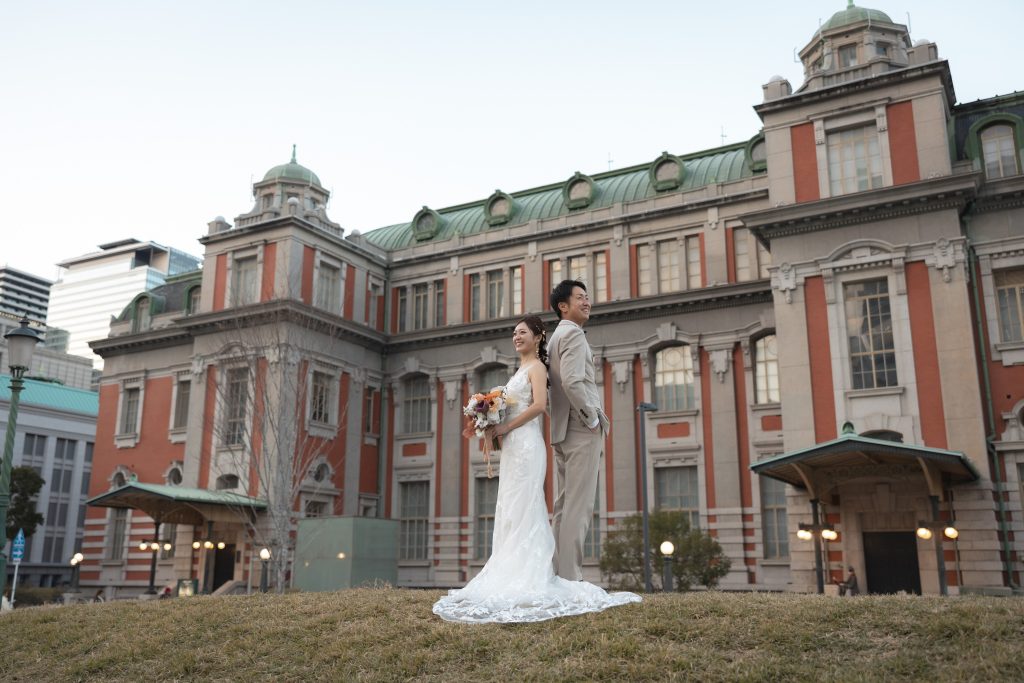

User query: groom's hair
[549,279,586,319]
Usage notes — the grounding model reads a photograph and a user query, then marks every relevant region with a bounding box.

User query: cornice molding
[745,174,980,246]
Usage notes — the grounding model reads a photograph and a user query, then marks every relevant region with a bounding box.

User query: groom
[548,279,610,581]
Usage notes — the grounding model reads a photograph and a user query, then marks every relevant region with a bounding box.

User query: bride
[433,315,641,624]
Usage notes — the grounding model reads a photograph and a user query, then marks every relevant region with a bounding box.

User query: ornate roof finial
[847,0,855,8]
[291,144,297,164]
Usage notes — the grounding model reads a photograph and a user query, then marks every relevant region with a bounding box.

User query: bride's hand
[488,424,509,438]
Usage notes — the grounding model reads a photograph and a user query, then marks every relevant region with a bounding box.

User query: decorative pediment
[562,172,595,210]
[649,151,685,192]
[485,190,516,227]
[412,206,444,241]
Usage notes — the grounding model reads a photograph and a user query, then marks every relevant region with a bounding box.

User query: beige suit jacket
[548,319,609,445]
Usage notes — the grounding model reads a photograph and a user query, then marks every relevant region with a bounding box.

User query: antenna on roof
[607,153,614,171]
[720,127,727,145]
[906,12,911,32]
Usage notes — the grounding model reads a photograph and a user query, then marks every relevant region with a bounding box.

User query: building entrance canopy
[750,423,980,500]
[87,480,267,525]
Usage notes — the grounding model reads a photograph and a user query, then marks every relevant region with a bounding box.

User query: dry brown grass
[1,588,1022,682]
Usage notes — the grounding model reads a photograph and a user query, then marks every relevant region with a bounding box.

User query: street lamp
[917,495,959,596]
[796,507,837,594]
[259,547,271,593]
[659,541,674,593]
[636,402,658,593]
[0,318,41,585]
[69,552,84,592]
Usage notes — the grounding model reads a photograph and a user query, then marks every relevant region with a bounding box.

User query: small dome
[262,145,322,187]
[821,2,893,31]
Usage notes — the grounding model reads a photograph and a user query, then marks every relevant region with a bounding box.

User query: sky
[1,1,1020,282]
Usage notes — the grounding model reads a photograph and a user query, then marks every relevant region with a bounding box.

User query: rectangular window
[315,261,341,312]
[510,267,523,316]
[548,259,563,289]
[304,500,328,518]
[469,274,481,322]
[412,284,429,330]
[760,477,789,559]
[223,368,248,446]
[107,508,127,560]
[397,287,408,332]
[402,376,431,434]
[161,523,177,560]
[654,346,695,412]
[637,246,653,296]
[658,240,682,293]
[232,255,258,306]
[475,476,499,559]
[845,279,897,389]
[172,379,190,430]
[686,236,702,289]
[654,466,700,530]
[828,126,883,196]
[368,281,382,328]
[754,335,780,404]
[364,387,378,435]
[399,481,429,560]
[594,251,608,303]
[310,371,331,424]
[486,270,505,319]
[434,279,446,327]
[568,254,588,286]
[995,269,1024,343]
[120,387,140,435]
[734,228,752,282]
[838,44,857,67]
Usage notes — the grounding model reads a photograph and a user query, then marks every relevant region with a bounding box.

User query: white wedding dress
[433,365,641,624]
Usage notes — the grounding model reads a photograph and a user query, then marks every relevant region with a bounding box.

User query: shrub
[599,509,731,591]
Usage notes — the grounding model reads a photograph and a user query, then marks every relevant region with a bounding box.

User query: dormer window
[875,43,889,58]
[981,124,1020,179]
[838,44,857,68]
[261,194,274,209]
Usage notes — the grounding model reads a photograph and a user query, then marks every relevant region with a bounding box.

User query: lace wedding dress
[433,365,641,624]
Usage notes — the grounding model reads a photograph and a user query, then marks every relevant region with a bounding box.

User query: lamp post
[916,495,958,596]
[636,401,658,593]
[69,552,84,592]
[795,499,836,594]
[259,547,271,593]
[0,318,41,586]
[659,540,674,592]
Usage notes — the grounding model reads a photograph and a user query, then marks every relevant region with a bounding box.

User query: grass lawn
[1,589,1021,682]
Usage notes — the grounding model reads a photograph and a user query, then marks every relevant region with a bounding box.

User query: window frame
[399,480,430,561]
[653,465,701,530]
[844,277,898,390]
[401,374,432,435]
[652,344,696,413]
[229,249,260,307]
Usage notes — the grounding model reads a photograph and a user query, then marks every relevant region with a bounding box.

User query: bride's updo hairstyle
[517,315,550,380]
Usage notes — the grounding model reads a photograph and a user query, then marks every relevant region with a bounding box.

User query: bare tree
[197,304,357,592]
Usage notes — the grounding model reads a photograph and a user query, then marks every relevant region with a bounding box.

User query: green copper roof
[363,143,754,251]
[822,2,893,31]
[0,375,98,416]
[263,145,322,187]
[87,480,267,509]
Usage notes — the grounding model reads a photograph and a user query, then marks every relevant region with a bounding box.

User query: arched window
[402,375,431,434]
[753,335,780,404]
[862,429,903,443]
[216,474,240,490]
[133,297,151,333]
[186,286,201,316]
[476,364,508,394]
[654,345,694,411]
[981,124,1019,179]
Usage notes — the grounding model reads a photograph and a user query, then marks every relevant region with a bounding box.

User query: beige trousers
[551,421,603,581]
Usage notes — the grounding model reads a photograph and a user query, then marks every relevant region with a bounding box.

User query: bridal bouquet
[463,387,509,478]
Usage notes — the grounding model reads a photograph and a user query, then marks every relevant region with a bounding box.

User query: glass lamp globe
[916,527,933,540]
[259,547,271,561]
[659,541,675,557]
[943,526,959,540]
